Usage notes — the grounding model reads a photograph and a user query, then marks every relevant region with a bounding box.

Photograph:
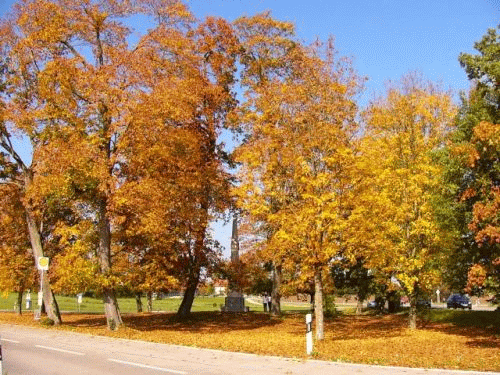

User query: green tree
[444,25,500,299]
[331,256,375,314]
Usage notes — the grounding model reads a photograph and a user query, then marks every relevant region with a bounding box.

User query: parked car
[447,294,472,309]
[367,300,382,309]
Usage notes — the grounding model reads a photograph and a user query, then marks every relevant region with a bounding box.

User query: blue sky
[1,0,497,102]
[1,0,498,257]
[188,0,498,103]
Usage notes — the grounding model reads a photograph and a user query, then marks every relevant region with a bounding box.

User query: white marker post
[305,313,313,355]
[77,293,83,313]
[26,291,31,310]
[36,257,49,320]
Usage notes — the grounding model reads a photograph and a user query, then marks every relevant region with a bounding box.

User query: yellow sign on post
[37,257,49,271]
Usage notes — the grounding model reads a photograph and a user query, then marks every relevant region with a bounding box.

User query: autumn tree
[236,250,273,296]
[357,73,456,329]
[2,0,148,328]
[3,0,151,329]
[234,12,315,318]
[445,25,500,300]
[463,121,500,298]
[234,13,301,317]
[235,13,362,338]
[0,0,243,328]
[0,184,36,314]
[113,12,239,318]
[0,21,62,324]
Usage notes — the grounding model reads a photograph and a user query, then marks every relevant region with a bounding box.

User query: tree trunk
[147,291,153,312]
[25,209,62,325]
[102,288,121,329]
[176,272,200,319]
[135,292,143,313]
[176,224,205,319]
[409,293,417,329]
[271,263,282,316]
[42,288,61,318]
[356,298,363,315]
[314,269,324,340]
[16,290,23,315]
[97,199,122,330]
[41,300,46,316]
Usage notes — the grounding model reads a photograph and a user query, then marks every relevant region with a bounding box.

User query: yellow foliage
[348,73,456,297]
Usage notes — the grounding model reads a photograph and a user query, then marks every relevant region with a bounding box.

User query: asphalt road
[0,324,498,375]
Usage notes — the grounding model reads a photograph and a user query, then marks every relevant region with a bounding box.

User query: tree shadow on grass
[428,310,499,329]
[324,313,407,341]
[277,312,408,341]
[417,310,500,349]
[64,311,282,333]
[63,314,107,328]
[424,323,500,349]
[317,311,500,350]
[465,338,500,349]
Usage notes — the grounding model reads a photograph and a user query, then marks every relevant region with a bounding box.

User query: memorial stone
[222,213,247,312]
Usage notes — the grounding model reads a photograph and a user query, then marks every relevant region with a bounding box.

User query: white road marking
[35,345,85,356]
[108,358,187,374]
[1,339,20,343]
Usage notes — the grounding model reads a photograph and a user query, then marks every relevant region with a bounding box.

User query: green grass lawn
[0,293,228,313]
[0,293,313,314]
[11,293,494,319]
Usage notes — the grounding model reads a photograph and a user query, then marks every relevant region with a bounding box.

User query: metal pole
[35,269,44,320]
[40,269,44,307]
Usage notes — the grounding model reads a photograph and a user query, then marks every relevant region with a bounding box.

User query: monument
[222,212,247,312]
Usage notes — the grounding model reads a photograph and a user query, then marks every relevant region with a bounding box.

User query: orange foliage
[1,0,241,325]
[0,185,35,295]
[466,263,488,292]
[461,121,500,295]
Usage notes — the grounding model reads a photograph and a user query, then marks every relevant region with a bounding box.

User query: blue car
[447,294,472,310]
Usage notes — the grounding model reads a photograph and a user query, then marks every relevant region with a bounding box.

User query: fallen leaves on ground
[0,312,498,372]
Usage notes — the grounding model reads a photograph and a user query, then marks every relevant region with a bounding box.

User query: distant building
[213,279,228,296]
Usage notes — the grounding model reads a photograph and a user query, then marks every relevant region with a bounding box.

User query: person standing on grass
[266,294,272,312]
[263,293,269,312]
